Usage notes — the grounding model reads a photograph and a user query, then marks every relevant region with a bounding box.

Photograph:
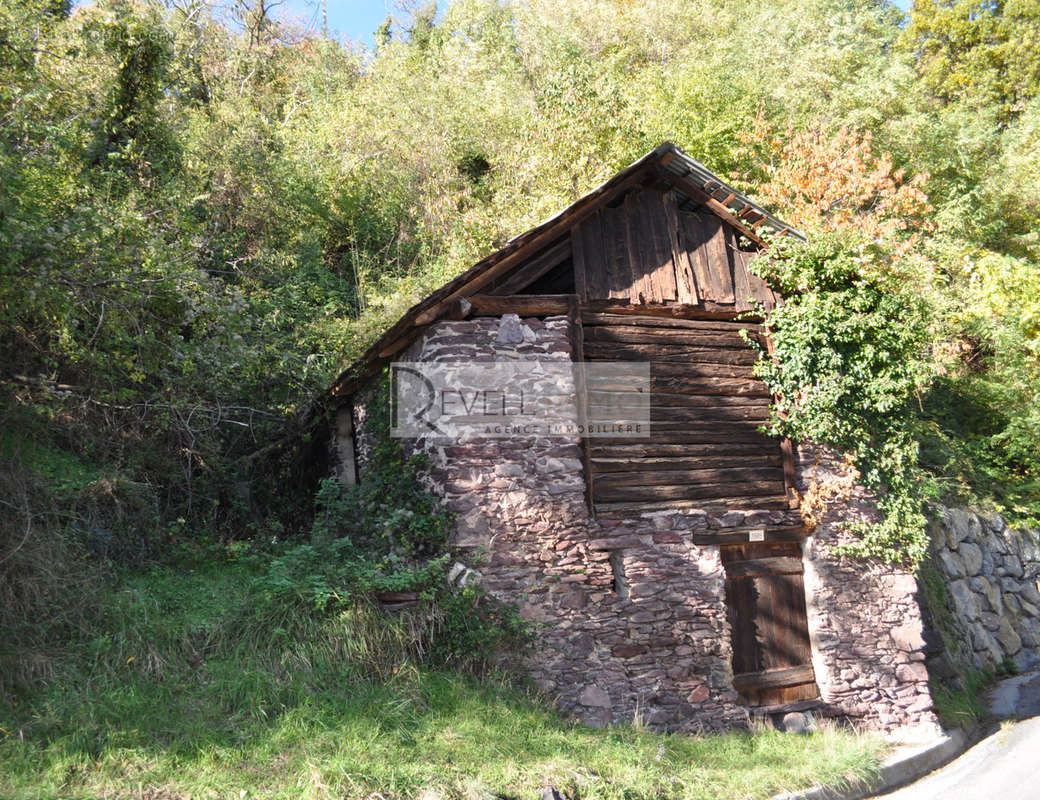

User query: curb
[770,726,975,800]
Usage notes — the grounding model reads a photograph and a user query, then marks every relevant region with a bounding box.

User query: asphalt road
[879,715,1040,800]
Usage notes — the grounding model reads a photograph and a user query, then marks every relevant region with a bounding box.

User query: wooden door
[721,541,819,705]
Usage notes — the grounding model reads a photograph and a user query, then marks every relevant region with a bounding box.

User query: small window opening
[610,550,630,600]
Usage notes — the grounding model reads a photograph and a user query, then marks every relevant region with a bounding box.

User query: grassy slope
[0,565,885,800]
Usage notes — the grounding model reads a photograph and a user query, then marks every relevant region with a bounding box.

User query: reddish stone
[653,532,684,544]
[612,645,647,659]
[687,685,710,703]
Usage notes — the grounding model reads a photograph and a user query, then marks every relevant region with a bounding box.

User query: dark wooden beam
[468,294,574,316]
[723,556,803,578]
[689,525,808,545]
[732,665,815,692]
[579,300,763,322]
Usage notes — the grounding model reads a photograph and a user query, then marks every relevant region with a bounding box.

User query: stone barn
[327,142,938,733]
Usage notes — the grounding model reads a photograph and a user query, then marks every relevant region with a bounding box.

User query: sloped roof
[329,142,799,399]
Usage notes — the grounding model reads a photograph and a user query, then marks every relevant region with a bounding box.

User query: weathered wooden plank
[582,341,758,364]
[663,190,698,305]
[729,230,755,312]
[786,572,814,667]
[771,573,800,669]
[725,572,760,675]
[593,466,784,488]
[582,325,760,349]
[588,376,769,396]
[623,192,651,304]
[589,410,769,428]
[642,189,679,303]
[602,205,631,300]
[581,211,609,301]
[754,574,778,670]
[680,212,715,303]
[722,556,804,579]
[586,390,769,408]
[648,361,758,379]
[571,224,589,302]
[588,442,779,459]
[589,405,770,423]
[593,481,788,503]
[590,454,783,472]
[595,429,775,445]
[581,313,763,332]
[595,495,791,515]
[468,294,574,316]
[731,664,816,692]
[579,299,762,321]
[491,237,572,296]
[705,217,736,304]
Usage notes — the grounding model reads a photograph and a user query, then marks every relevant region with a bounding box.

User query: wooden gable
[482,186,779,313]
[330,142,797,400]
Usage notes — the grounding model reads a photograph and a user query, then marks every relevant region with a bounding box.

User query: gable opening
[519,257,575,294]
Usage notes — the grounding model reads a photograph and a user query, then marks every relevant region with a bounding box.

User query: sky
[274,0,915,47]
[76,0,916,49]
[275,0,397,46]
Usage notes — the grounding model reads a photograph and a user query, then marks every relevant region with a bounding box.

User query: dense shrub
[752,234,937,565]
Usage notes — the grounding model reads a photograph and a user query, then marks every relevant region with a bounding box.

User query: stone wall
[928,506,1040,675]
[339,313,938,733]
[795,445,938,731]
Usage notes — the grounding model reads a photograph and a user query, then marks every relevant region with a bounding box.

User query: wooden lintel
[468,294,574,316]
[689,525,808,546]
[723,556,803,578]
[732,664,815,692]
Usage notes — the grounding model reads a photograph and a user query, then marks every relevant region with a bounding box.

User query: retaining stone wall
[339,313,937,733]
[928,507,1040,675]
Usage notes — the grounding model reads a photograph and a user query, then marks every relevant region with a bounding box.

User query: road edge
[770,726,976,800]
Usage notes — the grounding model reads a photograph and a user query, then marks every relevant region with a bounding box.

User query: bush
[752,234,937,565]
[251,374,531,674]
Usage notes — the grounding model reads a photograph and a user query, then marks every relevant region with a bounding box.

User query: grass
[0,562,886,800]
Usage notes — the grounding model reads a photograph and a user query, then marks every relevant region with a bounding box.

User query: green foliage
[0,566,886,800]
[929,665,995,729]
[902,0,1040,124]
[250,375,529,672]
[753,234,937,565]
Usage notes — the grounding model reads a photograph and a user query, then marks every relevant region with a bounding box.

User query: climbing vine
[752,234,938,566]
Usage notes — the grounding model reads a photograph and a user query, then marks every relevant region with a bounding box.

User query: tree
[737,117,934,256]
[902,0,1040,124]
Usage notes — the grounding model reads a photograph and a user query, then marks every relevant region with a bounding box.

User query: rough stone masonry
[340,313,939,733]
